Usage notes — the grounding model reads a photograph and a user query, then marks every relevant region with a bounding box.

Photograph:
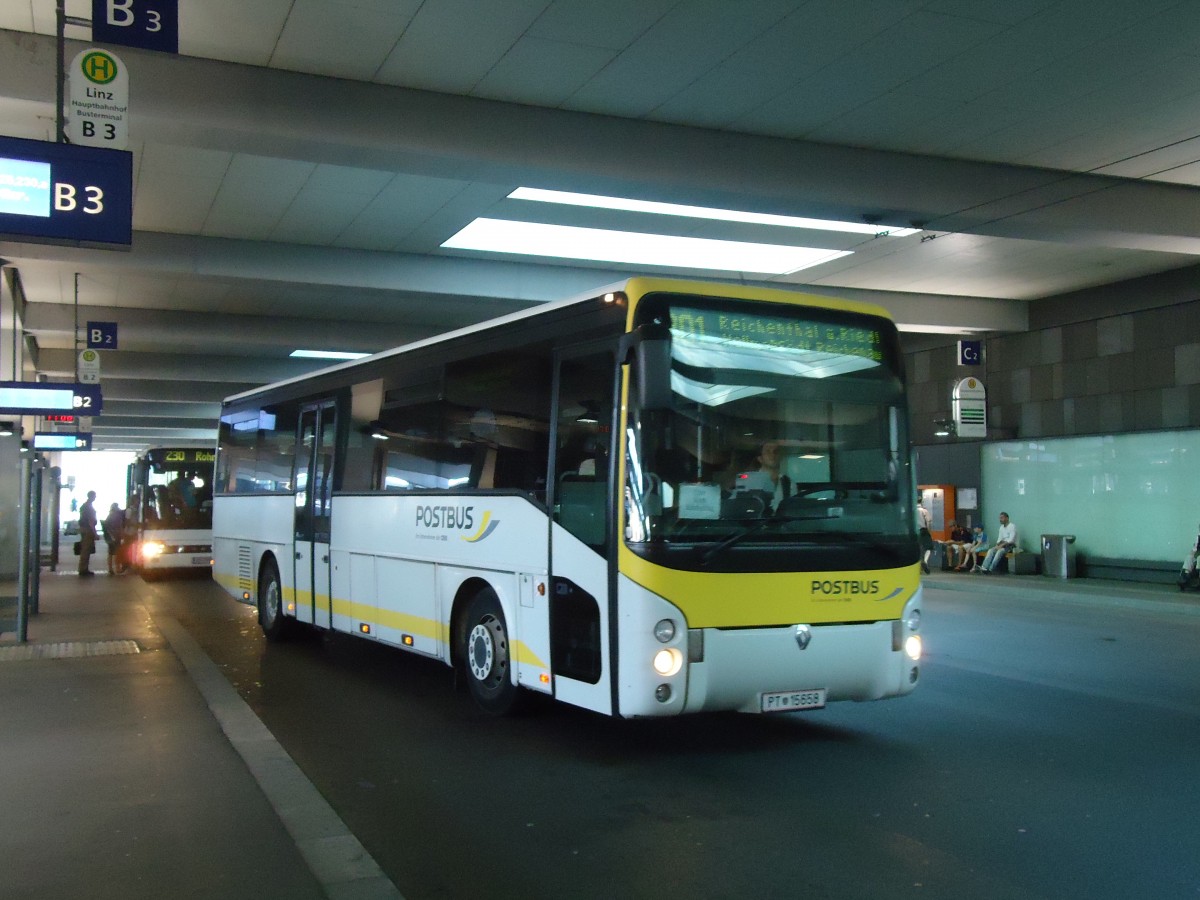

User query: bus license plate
[761,688,826,713]
[192,556,210,566]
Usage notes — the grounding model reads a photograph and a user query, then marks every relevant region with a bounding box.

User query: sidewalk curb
[155,615,406,900]
[922,573,1200,617]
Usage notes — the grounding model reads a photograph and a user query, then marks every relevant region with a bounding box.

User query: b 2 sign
[0,135,132,247]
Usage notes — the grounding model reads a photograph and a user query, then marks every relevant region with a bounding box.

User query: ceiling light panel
[509,187,919,237]
[442,218,850,275]
[290,349,371,360]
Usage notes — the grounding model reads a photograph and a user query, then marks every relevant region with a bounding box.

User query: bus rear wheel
[461,589,520,715]
[259,559,288,641]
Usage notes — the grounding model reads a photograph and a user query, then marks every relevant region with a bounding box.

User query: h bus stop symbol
[87,321,118,349]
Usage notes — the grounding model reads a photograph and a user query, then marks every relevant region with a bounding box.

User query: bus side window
[444,352,552,498]
[553,349,615,554]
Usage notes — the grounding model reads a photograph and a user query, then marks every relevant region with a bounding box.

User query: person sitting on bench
[959,525,987,571]
[942,520,971,569]
[976,512,1018,574]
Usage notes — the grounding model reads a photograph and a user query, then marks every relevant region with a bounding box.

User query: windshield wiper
[699,513,831,566]
[838,535,910,558]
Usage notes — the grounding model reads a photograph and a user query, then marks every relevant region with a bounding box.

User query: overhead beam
[36,349,325,384]
[5,237,1030,335]
[6,28,1200,251]
[101,380,254,404]
[99,400,220,419]
[22,301,431,355]
[85,415,213,431]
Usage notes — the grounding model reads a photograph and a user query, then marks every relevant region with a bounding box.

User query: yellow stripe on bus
[619,546,918,629]
[330,597,548,669]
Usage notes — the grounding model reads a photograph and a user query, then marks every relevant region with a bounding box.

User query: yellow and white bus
[212,277,922,716]
[125,447,215,576]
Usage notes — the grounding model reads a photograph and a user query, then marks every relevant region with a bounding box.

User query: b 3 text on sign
[0,135,132,247]
[92,0,179,54]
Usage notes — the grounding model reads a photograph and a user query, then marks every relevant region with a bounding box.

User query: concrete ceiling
[3,0,1200,449]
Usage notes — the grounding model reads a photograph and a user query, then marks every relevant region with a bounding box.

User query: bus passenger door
[550,344,617,715]
[294,401,337,628]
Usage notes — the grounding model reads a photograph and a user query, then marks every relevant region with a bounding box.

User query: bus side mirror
[622,324,672,412]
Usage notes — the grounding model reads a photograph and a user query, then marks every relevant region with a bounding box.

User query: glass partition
[980,429,1200,561]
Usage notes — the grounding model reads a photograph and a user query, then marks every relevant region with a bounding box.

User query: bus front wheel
[461,589,520,715]
[259,559,288,641]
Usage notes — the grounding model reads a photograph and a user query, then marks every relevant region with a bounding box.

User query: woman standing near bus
[103,502,126,575]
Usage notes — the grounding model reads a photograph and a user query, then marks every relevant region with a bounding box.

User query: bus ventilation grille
[237,545,254,594]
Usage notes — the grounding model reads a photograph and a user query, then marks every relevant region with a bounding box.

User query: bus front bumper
[140,542,214,570]
[680,618,920,714]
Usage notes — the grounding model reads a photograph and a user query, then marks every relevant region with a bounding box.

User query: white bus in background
[125,447,215,576]
[212,277,923,716]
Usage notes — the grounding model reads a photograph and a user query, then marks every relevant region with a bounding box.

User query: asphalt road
[153,576,1200,900]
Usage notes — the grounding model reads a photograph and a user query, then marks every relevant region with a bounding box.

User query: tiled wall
[907,294,1200,444]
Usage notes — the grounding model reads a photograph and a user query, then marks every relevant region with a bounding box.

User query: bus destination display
[671,306,883,363]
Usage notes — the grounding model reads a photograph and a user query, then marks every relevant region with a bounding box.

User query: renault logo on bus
[794,624,812,650]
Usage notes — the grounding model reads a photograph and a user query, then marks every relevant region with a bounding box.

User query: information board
[0,136,132,247]
[33,432,93,451]
[0,382,103,416]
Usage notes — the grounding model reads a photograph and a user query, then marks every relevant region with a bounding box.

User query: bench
[1077,556,1179,585]
[990,549,1037,575]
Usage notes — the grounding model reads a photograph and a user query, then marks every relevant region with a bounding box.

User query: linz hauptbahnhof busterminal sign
[0,135,132,247]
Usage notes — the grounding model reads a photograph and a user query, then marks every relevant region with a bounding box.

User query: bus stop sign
[92,0,179,54]
[87,321,118,349]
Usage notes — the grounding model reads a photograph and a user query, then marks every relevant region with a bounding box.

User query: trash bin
[1041,534,1077,578]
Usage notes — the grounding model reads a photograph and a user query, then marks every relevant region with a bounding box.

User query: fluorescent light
[896,324,992,335]
[509,187,920,237]
[290,349,371,360]
[443,218,850,275]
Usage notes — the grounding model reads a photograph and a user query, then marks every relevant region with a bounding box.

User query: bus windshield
[624,293,918,573]
[139,458,214,530]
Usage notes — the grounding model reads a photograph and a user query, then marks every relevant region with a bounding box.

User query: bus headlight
[652,647,683,677]
[653,619,676,643]
[904,634,923,661]
[142,541,165,559]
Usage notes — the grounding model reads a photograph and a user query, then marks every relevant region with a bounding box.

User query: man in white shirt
[977,512,1018,574]
[917,501,933,574]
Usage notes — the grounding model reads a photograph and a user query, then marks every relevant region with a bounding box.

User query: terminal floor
[1,567,1196,899]
[0,570,401,900]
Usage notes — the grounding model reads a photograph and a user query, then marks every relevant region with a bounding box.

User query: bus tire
[259,558,288,641]
[461,588,520,715]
